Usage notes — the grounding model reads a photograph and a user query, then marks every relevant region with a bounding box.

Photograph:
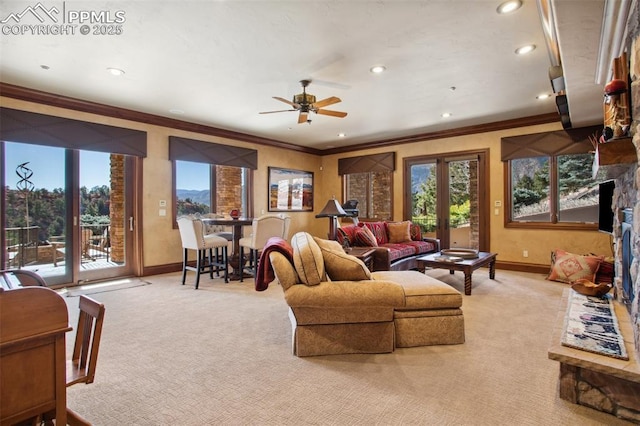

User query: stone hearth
[549,291,640,422]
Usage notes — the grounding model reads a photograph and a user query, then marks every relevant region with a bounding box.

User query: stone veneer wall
[215,166,243,216]
[109,154,125,263]
[612,28,640,357]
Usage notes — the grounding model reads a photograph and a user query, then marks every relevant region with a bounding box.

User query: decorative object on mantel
[602,52,631,141]
[561,290,628,360]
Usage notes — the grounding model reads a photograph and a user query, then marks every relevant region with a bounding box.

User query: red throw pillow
[354,226,378,247]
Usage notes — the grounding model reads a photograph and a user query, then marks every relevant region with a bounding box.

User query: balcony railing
[4,224,110,269]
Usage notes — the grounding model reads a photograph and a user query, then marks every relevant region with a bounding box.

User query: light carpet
[61,269,634,425]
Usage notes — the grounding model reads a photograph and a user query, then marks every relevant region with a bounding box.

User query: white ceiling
[0,0,609,151]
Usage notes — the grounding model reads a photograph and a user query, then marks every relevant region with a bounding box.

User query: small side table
[346,247,376,271]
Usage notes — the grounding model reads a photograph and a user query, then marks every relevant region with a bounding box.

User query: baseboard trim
[496,261,549,274]
[142,263,183,277]
[143,260,550,277]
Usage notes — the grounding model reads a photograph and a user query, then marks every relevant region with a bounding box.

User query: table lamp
[315,198,348,240]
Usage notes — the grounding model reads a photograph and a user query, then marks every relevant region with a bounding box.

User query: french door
[405,150,488,251]
[1,141,136,286]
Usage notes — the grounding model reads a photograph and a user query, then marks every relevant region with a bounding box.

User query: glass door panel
[410,162,438,240]
[406,151,487,251]
[446,158,479,250]
[2,143,135,286]
[2,141,72,285]
[78,151,133,282]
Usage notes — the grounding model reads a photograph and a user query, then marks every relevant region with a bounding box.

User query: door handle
[129,216,134,231]
[444,218,449,230]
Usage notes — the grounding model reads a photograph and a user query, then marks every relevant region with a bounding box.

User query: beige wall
[321,123,613,266]
[2,96,612,269]
[1,97,322,268]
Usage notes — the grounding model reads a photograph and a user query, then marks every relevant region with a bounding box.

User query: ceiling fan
[259,79,347,124]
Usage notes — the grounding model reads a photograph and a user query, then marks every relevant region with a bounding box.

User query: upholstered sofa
[336,221,439,271]
[262,232,464,357]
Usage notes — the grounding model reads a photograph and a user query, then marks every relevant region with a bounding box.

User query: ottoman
[372,271,465,347]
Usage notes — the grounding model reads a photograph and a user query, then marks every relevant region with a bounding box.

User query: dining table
[202,217,253,281]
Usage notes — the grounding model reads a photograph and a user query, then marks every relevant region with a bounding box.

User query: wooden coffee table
[417,251,497,295]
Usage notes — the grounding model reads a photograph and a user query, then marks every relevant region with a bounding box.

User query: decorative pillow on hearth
[354,226,378,247]
[547,249,601,284]
[387,221,412,243]
[320,247,372,281]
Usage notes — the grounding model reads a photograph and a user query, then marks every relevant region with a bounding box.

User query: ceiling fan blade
[316,109,347,118]
[259,109,296,114]
[298,111,308,124]
[273,96,299,108]
[312,96,341,108]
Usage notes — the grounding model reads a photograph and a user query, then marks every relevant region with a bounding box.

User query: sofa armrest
[423,237,440,252]
[284,280,405,308]
[371,247,392,272]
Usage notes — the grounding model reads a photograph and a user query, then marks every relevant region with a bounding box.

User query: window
[343,171,392,220]
[175,161,249,217]
[507,152,601,228]
[502,126,602,229]
[169,136,256,223]
[339,152,395,221]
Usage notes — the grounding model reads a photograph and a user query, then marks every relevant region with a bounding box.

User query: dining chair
[202,213,234,252]
[67,295,106,386]
[238,214,290,282]
[42,294,105,426]
[177,216,229,288]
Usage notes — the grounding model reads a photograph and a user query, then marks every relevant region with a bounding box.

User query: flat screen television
[598,180,615,234]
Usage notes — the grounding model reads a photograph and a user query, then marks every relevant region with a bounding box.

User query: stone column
[110,154,125,263]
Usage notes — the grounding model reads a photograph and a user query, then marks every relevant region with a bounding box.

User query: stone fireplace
[547,12,640,423]
[611,22,640,358]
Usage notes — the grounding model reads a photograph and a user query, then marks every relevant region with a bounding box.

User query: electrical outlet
[523,250,529,258]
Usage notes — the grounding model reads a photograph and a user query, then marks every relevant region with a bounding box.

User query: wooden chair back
[67,295,106,387]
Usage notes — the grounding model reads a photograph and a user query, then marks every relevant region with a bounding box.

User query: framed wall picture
[268,167,314,212]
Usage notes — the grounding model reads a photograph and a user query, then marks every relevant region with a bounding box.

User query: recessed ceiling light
[169,108,184,115]
[515,44,536,55]
[442,112,452,118]
[536,93,551,100]
[338,133,346,138]
[107,67,125,76]
[497,0,522,14]
[370,65,386,74]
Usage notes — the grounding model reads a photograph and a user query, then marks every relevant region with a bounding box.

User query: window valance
[500,126,600,161]
[169,136,257,169]
[338,152,395,175]
[0,107,147,157]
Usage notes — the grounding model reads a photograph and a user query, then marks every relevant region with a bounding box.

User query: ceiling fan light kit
[259,79,347,124]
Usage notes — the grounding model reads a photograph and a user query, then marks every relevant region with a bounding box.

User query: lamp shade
[315,199,348,218]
